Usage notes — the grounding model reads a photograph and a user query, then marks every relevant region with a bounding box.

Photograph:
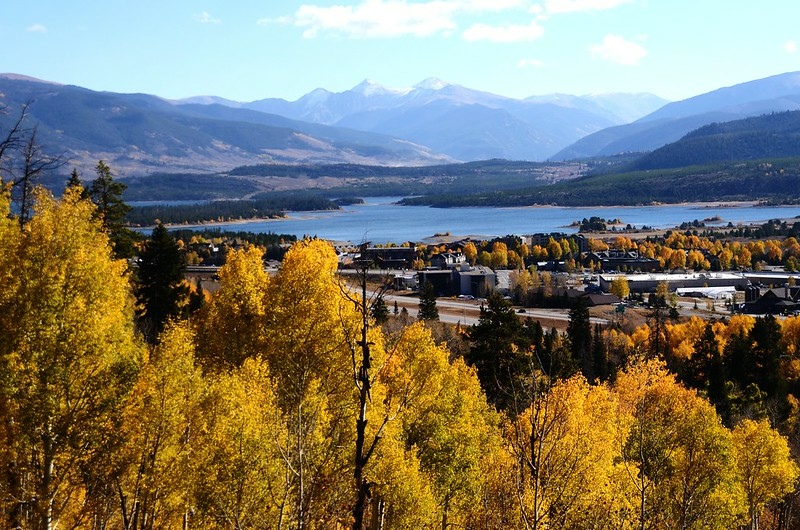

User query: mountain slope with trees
[629,110,800,170]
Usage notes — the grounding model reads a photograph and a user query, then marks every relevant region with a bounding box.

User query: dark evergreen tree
[749,315,786,401]
[135,223,189,343]
[647,292,669,360]
[418,281,439,321]
[567,298,593,380]
[592,323,609,382]
[465,292,533,413]
[726,330,755,389]
[393,300,399,315]
[684,322,721,390]
[370,295,390,324]
[88,160,136,258]
[66,168,82,190]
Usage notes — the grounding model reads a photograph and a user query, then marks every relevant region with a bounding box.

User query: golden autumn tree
[195,246,270,369]
[192,357,289,529]
[0,187,140,530]
[614,361,746,530]
[261,239,362,527]
[388,324,503,528]
[115,322,205,530]
[732,419,800,530]
[510,375,625,530]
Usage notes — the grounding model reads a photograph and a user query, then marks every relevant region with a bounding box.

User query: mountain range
[4,71,800,177]
[0,74,450,175]
[179,78,667,161]
[553,71,800,160]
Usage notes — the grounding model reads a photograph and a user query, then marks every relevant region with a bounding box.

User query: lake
[174,197,800,244]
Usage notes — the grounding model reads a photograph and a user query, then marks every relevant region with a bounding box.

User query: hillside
[399,158,800,207]
[0,75,450,176]
[628,111,800,170]
[554,71,800,160]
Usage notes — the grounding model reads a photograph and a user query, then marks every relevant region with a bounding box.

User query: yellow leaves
[732,418,800,524]
[0,186,141,529]
[665,316,708,360]
[510,375,622,529]
[194,357,288,528]
[197,246,270,368]
[780,315,800,357]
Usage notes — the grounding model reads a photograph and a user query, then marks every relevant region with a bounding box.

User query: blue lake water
[172,197,800,244]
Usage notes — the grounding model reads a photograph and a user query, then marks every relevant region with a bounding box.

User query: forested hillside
[630,111,800,170]
[2,186,800,529]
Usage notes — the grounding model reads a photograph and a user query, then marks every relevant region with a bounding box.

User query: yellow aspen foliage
[665,317,708,361]
[610,276,630,299]
[0,187,140,530]
[196,246,270,368]
[780,315,800,357]
[510,376,624,529]
[369,422,439,529]
[116,322,205,529]
[193,357,290,529]
[265,238,358,397]
[397,339,502,529]
[588,238,609,252]
[732,419,800,530]
[604,327,634,353]
[718,314,756,344]
[629,323,651,356]
[261,239,361,525]
[462,241,478,264]
[615,361,747,529]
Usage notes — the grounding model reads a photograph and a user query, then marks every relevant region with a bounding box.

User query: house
[455,265,496,298]
[742,284,800,314]
[585,249,660,272]
[361,245,417,269]
[417,264,497,298]
[429,252,467,269]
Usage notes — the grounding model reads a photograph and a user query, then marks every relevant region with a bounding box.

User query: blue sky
[3,1,800,103]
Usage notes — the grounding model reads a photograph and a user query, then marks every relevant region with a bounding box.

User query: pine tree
[135,223,188,342]
[66,168,82,190]
[371,295,390,324]
[418,281,439,321]
[88,160,136,258]
[567,298,593,380]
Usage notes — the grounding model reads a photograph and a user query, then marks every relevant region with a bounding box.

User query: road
[379,291,610,329]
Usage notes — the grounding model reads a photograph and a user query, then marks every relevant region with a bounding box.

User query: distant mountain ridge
[555,71,800,160]
[176,78,668,161]
[0,74,450,176]
[627,110,800,170]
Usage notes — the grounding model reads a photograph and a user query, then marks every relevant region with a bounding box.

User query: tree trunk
[352,264,372,530]
[41,429,55,530]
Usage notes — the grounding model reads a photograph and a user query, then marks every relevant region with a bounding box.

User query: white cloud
[463,20,544,43]
[296,0,461,38]
[293,0,530,39]
[257,16,293,26]
[459,0,527,11]
[785,40,798,54]
[26,23,47,34]
[194,11,221,24]
[537,0,633,14]
[589,34,646,65]
[517,58,546,68]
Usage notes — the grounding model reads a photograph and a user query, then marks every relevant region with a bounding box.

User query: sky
[2,1,800,104]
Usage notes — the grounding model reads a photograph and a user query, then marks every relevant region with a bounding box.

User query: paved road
[379,291,610,329]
